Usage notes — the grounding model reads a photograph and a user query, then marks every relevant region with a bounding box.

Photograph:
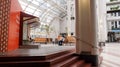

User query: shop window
[112,26,114,30]
[115,21,117,28]
[111,21,114,25]
[118,12,120,16]
[114,12,117,16]
[111,13,114,16]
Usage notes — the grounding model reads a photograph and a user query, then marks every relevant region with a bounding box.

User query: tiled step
[0,49,76,67]
[19,45,39,49]
[50,52,75,65]
[51,56,79,67]
[0,49,75,62]
[0,58,91,67]
[0,48,92,67]
[0,60,50,67]
[46,49,75,59]
[0,56,46,62]
[68,60,92,67]
[69,60,85,67]
[82,63,92,67]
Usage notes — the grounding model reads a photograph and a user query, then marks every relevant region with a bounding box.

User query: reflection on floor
[100,43,120,67]
[1,44,75,56]
[20,42,75,49]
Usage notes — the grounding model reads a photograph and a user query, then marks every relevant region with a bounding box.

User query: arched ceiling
[19,0,67,24]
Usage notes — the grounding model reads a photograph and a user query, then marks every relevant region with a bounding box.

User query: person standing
[58,35,65,46]
[52,36,56,44]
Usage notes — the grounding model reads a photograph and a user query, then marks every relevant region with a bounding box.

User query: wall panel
[0,0,11,52]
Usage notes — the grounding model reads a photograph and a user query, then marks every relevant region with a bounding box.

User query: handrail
[74,36,99,49]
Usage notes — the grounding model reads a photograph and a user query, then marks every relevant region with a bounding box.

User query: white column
[96,0,107,42]
[75,0,97,55]
[71,0,76,36]
[66,0,71,36]
[109,21,112,30]
[117,21,119,28]
[66,0,76,36]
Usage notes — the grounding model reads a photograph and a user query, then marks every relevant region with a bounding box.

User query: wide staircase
[0,49,92,67]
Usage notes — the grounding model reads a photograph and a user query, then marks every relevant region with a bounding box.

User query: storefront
[107,30,120,42]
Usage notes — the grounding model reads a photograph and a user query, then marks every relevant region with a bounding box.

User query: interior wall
[8,0,22,51]
[60,17,67,33]
[59,0,76,36]
[49,18,60,38]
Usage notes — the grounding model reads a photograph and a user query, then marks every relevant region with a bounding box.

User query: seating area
[66,36,76,43]
[34,38,47,43]
[33,36,76,44]
[57,36,76,44]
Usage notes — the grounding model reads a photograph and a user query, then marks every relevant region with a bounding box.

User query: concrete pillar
[96,0,107,42]
[75,0,98,66]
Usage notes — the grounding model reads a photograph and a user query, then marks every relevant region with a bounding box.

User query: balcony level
[107,1,120,6]
[107,16,120,21]
[107,10,120,13]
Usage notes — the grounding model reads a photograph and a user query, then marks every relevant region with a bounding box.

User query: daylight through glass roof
[19,0,67,24]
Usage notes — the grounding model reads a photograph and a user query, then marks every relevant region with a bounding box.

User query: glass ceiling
[18,0,67,24]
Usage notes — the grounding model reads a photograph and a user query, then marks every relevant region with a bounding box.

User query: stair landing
[0,46,91,67]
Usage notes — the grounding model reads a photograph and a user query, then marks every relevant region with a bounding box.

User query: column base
[74,53,98,66]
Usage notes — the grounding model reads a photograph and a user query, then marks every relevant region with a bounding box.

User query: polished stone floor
[0,44,75,57]
[100,43,120,67]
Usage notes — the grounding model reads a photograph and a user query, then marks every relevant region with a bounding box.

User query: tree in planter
[44,25,54,42]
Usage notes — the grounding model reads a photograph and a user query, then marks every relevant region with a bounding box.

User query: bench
[34,38,47,43]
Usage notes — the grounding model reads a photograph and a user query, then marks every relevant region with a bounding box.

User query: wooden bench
[34,38,47,43]
[66,36,76,43]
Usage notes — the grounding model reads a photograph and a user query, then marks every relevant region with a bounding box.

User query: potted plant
[44,25,54,42]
